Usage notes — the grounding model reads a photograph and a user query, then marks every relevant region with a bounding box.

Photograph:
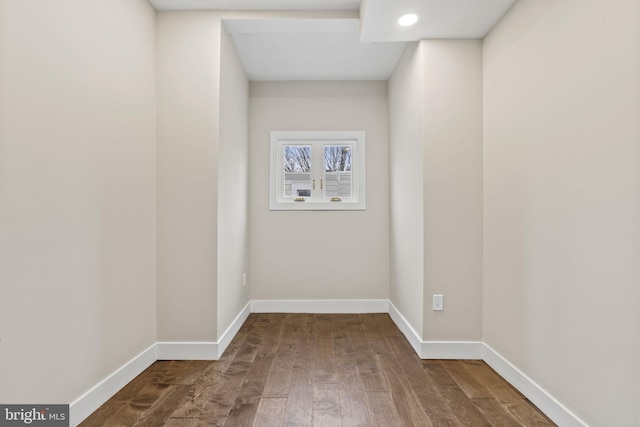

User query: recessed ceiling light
[398,13,418,27]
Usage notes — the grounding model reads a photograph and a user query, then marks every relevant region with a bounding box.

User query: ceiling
[149,0,360,10]
[148,0,517,81]
[224,19,405,81]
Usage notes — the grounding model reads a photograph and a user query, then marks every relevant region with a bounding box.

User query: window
[270,131,366,210]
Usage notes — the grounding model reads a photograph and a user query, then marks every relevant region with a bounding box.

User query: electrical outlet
[433,294,444,311]
[242,273,247,287]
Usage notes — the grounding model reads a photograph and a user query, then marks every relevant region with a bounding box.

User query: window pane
[324,145,352,198]
[283,145,311,197]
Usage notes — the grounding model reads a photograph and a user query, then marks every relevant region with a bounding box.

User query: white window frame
[269,130,366,211]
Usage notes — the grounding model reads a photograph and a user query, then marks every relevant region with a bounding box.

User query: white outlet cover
[433,294,444,311]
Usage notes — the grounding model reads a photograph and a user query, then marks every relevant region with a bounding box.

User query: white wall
[249,81,389,301]
[388,41,483,342]
[157,12,252,341]
[218,25,250,336]
[483,0,640,425]
[421,40,483,341]
[156,12,221,341]
[0,0,156,403]
[388,43,425,336]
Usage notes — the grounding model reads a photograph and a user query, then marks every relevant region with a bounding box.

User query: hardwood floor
[80,313,555,426]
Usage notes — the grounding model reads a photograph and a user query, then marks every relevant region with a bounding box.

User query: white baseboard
[482,343,588,427]
[388,301,423,356]
[217,302,251,358]
[250,299,389,313]
[388,301,483,360]
[156,302,252,360]
[69,343,157,426]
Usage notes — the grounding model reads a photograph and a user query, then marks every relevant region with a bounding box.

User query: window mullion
[311,142,324,200]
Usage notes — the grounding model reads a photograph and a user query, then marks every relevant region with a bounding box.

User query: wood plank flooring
[80,313,555,426]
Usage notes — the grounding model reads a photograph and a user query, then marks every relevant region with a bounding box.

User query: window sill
[269,200,366,211]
